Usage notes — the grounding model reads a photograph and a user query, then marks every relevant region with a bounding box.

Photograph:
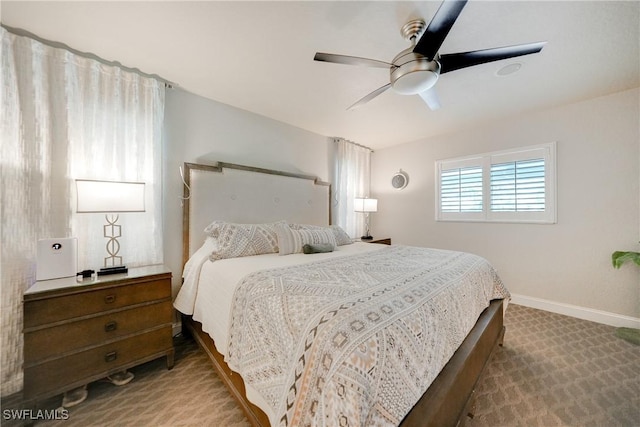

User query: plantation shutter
[436,157,484,221]
[441,166,483,213]
[487,144,555,223]
[490,158,545,212]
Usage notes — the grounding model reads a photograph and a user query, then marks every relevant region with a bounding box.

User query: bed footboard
[399,299,505,427]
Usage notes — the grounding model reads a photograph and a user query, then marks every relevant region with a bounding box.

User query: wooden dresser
[23,265,174,403]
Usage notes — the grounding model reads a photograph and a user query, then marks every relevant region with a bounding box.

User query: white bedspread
[175,242,383,355]
[174,243,509,427]
[174,243,387,422]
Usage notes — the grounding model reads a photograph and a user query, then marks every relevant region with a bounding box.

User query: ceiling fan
[314,0,546,110]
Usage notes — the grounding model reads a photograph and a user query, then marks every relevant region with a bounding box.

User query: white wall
[162,88,331,296]
[371,88,639,325]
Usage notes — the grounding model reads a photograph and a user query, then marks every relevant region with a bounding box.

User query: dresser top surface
[25,265,171,297]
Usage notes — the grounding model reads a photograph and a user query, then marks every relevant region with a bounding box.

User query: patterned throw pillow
[204,220,224,237]
[289,223,353,246]
[209,222,282,260]
[276,223,337,255]
[329,225,353,246]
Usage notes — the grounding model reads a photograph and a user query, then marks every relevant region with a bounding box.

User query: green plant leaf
[612,251,640,268]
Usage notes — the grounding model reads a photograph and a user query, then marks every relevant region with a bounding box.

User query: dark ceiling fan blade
[347,83,392,110]
[413,0,468,60]
[314,52,394,69]
[439,41,547,74]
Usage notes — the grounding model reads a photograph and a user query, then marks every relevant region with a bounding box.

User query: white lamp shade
[76,180,145,213]
[354,197,378,213]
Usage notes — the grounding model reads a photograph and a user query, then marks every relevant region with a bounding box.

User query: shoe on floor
[62,385,88,407]
[105,370,134,386]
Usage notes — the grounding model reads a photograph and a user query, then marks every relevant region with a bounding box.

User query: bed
[175,161,509,427]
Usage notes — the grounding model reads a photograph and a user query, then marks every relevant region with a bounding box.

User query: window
[490,159,545,212]
[436,142,556,223]
[440,163,483,214]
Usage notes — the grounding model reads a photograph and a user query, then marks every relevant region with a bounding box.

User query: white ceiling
[2,1,639,149]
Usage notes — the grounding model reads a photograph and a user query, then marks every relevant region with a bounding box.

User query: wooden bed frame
[180,161,505,427]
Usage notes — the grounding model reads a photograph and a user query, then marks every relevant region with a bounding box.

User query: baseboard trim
[510,294,640,329]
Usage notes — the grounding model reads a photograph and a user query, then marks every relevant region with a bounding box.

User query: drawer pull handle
[104,321,118,332]
[105,351,117,363]
[104,294,116,304]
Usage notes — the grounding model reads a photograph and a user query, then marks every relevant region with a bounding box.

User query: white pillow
[276,223,336,255]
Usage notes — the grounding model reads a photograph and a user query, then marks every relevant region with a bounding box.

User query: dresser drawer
[24,326,172,399]
[24,300,172,365]
[24,278,170,328]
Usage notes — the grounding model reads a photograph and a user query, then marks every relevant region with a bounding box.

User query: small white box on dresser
[36,237,77,281]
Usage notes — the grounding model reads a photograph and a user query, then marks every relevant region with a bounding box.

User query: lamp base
[360,235,373,240]
[97,265,128,276]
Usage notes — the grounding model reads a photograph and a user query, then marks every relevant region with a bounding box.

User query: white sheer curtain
[0,27,164,396]
[332,137,372,238]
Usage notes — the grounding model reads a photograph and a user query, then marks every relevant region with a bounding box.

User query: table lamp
[76,179,145,275]
[354,197,378,240]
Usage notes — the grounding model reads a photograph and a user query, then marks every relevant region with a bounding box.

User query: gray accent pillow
[302,243,335,254]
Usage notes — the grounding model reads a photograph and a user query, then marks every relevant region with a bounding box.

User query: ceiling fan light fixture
[391,69,439,95]
[391,50,441,95]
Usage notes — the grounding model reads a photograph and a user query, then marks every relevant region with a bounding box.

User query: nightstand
[361,238,391,245]
[23,265,174,403]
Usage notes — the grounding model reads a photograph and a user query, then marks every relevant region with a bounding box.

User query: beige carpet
[469,304,639,427]
[33,304,639,427]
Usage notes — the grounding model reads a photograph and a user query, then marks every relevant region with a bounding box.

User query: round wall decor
[391,170,409,190]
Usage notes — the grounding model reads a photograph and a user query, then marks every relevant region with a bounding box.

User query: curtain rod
[331,137,373,153]
[1,24,176,88]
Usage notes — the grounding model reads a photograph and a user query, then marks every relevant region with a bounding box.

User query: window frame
[435,142,557,224]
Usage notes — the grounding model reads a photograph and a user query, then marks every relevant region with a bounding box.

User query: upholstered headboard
[182,162,331,266]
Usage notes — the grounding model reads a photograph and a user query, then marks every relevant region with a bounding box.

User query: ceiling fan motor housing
[391,47,441,95]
